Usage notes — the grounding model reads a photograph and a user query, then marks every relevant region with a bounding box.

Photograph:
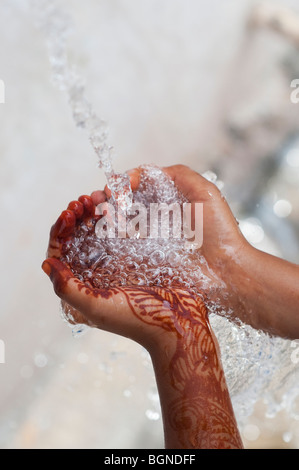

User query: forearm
[227,244,299,339]
[149,335,243,449]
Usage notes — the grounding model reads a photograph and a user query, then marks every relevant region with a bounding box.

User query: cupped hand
[42,190,209,352]
[99,164,253,326]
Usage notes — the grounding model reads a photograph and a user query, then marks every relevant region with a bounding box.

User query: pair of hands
[42,164,250,449]
[42,164,299,448]
[42,164,250,351]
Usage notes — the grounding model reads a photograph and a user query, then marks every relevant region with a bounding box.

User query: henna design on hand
[118,286,242,448]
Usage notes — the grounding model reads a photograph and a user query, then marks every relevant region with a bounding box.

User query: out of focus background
[1,0,299,449]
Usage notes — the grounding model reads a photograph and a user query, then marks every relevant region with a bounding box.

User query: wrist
[147,322,243,449]
[215,240,262,329]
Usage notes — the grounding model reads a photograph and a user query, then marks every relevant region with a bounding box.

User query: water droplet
[150,250,165,266]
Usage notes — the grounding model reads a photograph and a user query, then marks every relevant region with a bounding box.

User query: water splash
[61,165,216,295]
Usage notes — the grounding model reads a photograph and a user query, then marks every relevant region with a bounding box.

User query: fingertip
[67,200,84,219]
[78,195,95,217]
[91,190,107,205]
[42,259,52,277]
[50,210,76,239]
[41,257,73,290]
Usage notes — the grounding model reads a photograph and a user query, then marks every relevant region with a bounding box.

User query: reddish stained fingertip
[78,195,95,217]
[41,257,74,297]
[91,190,107,205]
[67,200,84,219]
[42,259,52,277]
[50,210,76,238]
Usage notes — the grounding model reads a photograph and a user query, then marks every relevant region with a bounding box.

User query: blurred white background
[0,0,299,448]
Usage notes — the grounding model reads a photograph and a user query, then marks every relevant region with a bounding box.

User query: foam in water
[61,165,218,295]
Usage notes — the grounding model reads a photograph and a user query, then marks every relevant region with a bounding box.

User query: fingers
[67,200,84,219]
[90,190,107,206]
[50,195,95,240]
[49,210,76,240]
[48,209,77,258]
[78,195,95,217]
[48,195,97,258]
[42,257,129,335]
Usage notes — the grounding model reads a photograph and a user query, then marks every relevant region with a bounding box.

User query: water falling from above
[30,0,132,209]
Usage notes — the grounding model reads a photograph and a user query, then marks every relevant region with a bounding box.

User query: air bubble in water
[150,250,165,266]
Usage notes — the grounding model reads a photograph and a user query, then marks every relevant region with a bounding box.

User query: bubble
[166,250,181,267]
[202,170,218,184]
[150,250,165,266]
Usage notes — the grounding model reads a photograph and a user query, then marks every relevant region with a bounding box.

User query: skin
[42,164,298,448]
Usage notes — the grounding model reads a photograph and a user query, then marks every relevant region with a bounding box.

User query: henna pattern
[169,396,242,449]
[118,286,241,448]
[43,194,243,449]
